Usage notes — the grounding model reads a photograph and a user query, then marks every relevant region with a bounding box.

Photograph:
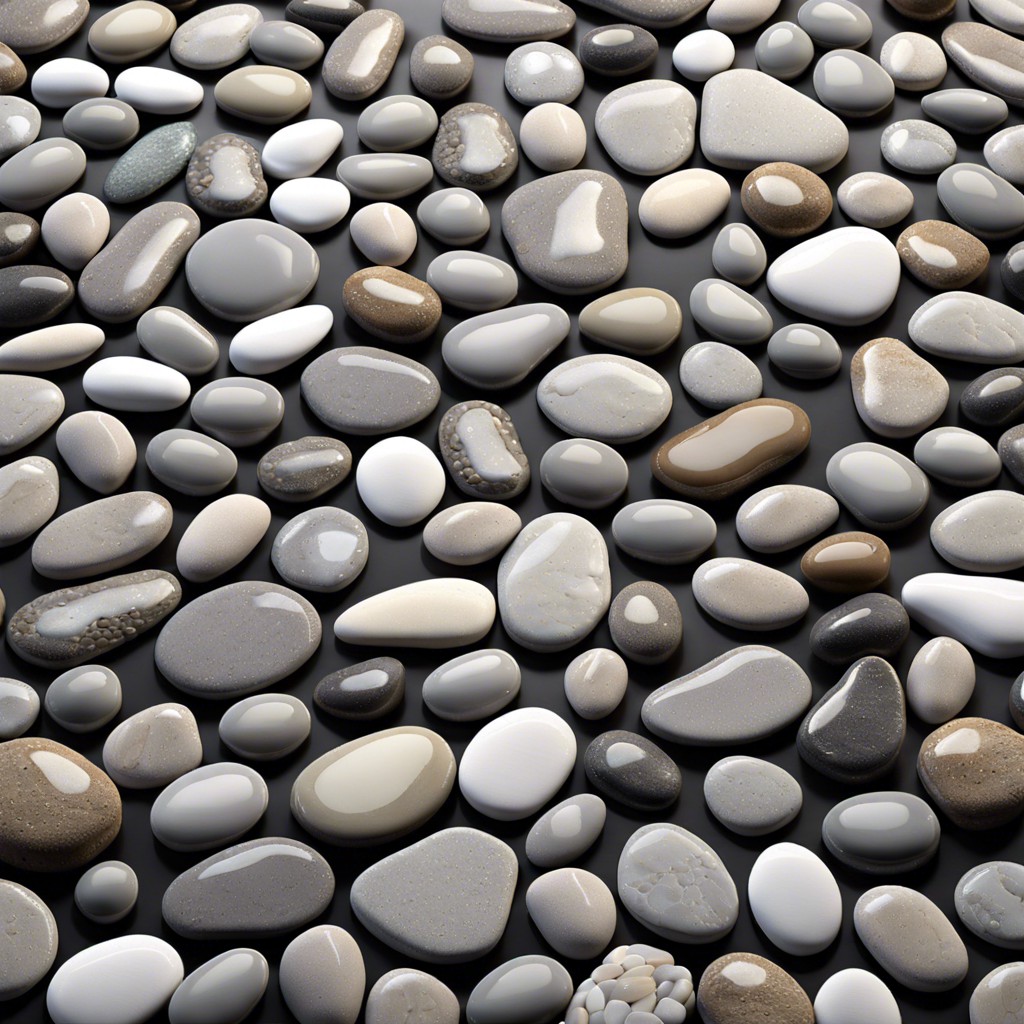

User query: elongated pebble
[84,356,190,413]
[323,9,403,101]
[263,118,343,179]
[0,376,64,456]
[250,19,324,69]
[441,0,575,41]
[115,66,204,114]
[0,138,86,212]
[423,503,521,567]
[104,122,196,204]
[0,266,74,327]
[176,494,271,582]
[314,658,403,721]
[170,4,262,69]
[423,649,521,722]
[88,2,177,63]
[427,251,517,312]
[0,324,103,373]
[823,791,940,873]
[438,400,530,500]
[337,153,433,200]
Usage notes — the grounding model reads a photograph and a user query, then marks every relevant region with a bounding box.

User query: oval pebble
[837,170,914,229]
[62,98,139,152]
[767,322,842,379]
[257,436,351,503]
[272,506,368,593]
[908,636,976,725]
[915,426,1002,487]
[939,162,1024,239]
[584,729,681,810]
[956,860,1024,949]
[961,367,1024,427]
[323,8,403,101]
[115,66,203,114]
[932,490,1024,572]
[563,647,629,720]
[519,102,586,173]
[147,429,238,497]
[699,953,813,1024]
[313,658,404,721]
[704,756,803,837]
[176,494,271,583]
[218,693,311,761]
[540,438,628,510]
[423,502,521,566]
[525,794,606,869]
[505,41,583,104]
[0,678,41,739]
[337,152,433,200]
[422,649,520,722]
[640,169,731,239]
[692,556,809,630]
[607,581,682,665]
[170,4,262,70]
[40,193,109,272]
[410,34,474,99]
[190,376,284,447]
[680,341,762,409]
[0,456,60,547]
[426,250,517,313]
[827,441,930,529]
[417,187,489,245]
[612,498,717,564]
[467,956,572,1024]
[44,665,122,733]
[814,970,900,1024]
[74,861,138,925]
[737,484,839,554]
[167,949,269,1024]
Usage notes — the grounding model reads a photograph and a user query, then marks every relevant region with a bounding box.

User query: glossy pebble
[422,649,521,722]
[704,756,803,837]
[218,693,310,761]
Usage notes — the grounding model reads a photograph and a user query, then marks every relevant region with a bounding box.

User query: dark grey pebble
[0,266,73,327]
[186,132,267,218]
[410,35,474,99]
[286,0,364,35]
[810,593,910,665]
[63,98,140,152]
[938,162,1024,239]
[961,368,1024,427]
[74,861,138,924]
[162,837,334,939]
[823,792,941,873]
[579,23,657,76]
[104,122,197,204]
[467,956,572,1024]
[539,438,628,509]
[955,861,1024,948]
[1011,671,1024,728]
[258,436,351,502]
[433,102,518,191]
[608,581,683,665]
[584,729,681,811]
[0,213,39,268]
[438,400,530,500]
[798,656,906,783]
[314,658,405,720]
[271,506,368,592]
[767,323,842,379]
[147,428,238,497]
[1003,242,1024,301]
[1000,424,1024,488]
[137,306,219,376]
[190,377,284,447]
[922,88,1009,134]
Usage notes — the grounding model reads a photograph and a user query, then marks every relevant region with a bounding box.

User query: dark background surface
[2,0,1024,1020]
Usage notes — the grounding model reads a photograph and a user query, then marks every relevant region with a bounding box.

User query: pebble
[0,678,40,739]
[855,885,968,991]
[814,970,901,1024]
[102,702,202,789]
[190,376,285,446]
[366,971,458,1024]
[0,42,26,92]
[585,729,681,812]
[915,426,1001,487]
[0,456,59,549]
[137,306,219,376]
[579,24,658,75]
[433,102,517,191]
[501,170,628,294]
[711,222,768,285]
[944,22,1024,105]
[62,98,139,152]
[167,949,269,1024]
[187,219,318,322]
[767,323,843,380]
[87,2,175,63]
[608,581,682,664]
[114,66,204,114]
[526,793,607,868]
[249,19,323,68]
[617,823,739,943]
[612,499,717,565]
[924,87,1009,134]
[932,490,1024,572]
[938,163,1024,244]
[176,494,271,583]
[505,41,583,104]
[349,203,417,266]
[800,0,873,45]
[269,176,352,233]
[418,189,489,247]
[810,593,911,666]
[0,138,86,213]
[31,58,109,110]
[441,0,575,41]
[422,649,520,722]
[736,484,840,554]
[186,132,266,218]
[910,291,1024,363]
[578,288,680,357]
[357,435,446,526]
[889,0,955,17]
[423,503,522,566]
[643,645,811,744]
[83,356,190,413]
[262,118,342,179]
[314,658,404,720]
[704,756,803,837]
[46,936,183,1024]
[218,693,310,760]
[410,35,473,98]
[280,926,365,1024]
[0,376,64,457]
[814,49,895,118]
[146,428,238,497]
[638,169,731,240]
[427,251,517,312]
[350,827,517,963]
[540,438,628,509]
[0,265,74,327]
[673,29,735,80]
[907,638,977,731]
[698,953,813,1024]
[986,124,1024,185]
[0,881,57,1000]
[881,30,947,90]
[956,861,1024,949]
[467,956,573,1024]
[286,0,364,34]
[257,436,351,502]
[653,398,811,501]
[748,843,843,955]
[756,20,815,79]
[563,648,628,720]
[215,64,311,123]
[897,219,989,291]
[44,664,120,734]
[80,202,200,323]
[170,4,262,69]
[800,531,891,593]
[596,80,696,176]
[530,871,617,961]
[291,726,455,844]
[837,171,914,228]
[337,152,434,200]
[334,577,496,648]
[579,0,709,27]
[0,97,40,162]
[827,441,930,529]
[498,513,610,653]
[741,161,832,239]
[0,211,39,267]
[1006,243,1024,300]
[341,268,442,344]
[768,226,901,326]
[538,354,672,443]
[358,93,438,152]
[1003,424,1024,487]
[971,963,1024,1024]
[162,837,334,939]
[40,193,108,273]
[0,737,121,871]
[680,341,762,410]
[230,304,332,375]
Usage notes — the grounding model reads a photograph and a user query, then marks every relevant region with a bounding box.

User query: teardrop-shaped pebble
[938,161,1024,238]
[323,9,404,100]
[908,635,975,724]
[272,506,367,593]
[422,649,520,722]
[176,494,271,583]
[692,556,810,630]
[563,647,628,720]
[810,593,910,665]
[584,730,681,810]
[103,122,197,204]
[279,925,365,1024]
[827,441,931,529]
[137,306,219,375]
[214,64,311,123]
[423,503,522,566]
[218,693,310,760]
[0,456,59,547]
[341,267,442,343]
[170,4,262,69]
[822,791,941,872]
[167,949,269,1024]
[438,400,530,500]
[526,794,606,868]
[102,702,202,789]
[612,499,717,564]
[314,658,404,721]
[146,429,237,497]
[704,756,803,837]
[263,118,343,179]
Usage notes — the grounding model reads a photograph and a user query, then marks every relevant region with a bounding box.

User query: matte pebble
[584,730,681,810]
[314,658,404,721]
[358,435,446,526]
[176,494,271,582]
[279,925,365,1024]
[103,122,197,204]
[219,693,310,760]
[167,950,269,1024]
[956,861,1024,949]
[526,794,606,868]
[698,953,813,1024]
[102,703,202,789]
[680,342,762,409]
[73,861,135,923]
[44,665,122,732]
[341,268,442,343]
[607,581,682,664]
[564,648,628,720]
[146,429,237,497]
[0,881,57,1000]
[423,503,521,566]
[0,456,59,547]
[704,756,803,837]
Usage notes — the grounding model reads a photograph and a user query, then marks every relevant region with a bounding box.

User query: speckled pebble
[704,756,803,837]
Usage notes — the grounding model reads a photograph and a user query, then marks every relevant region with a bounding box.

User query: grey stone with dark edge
[0,266,74,327]
[823,792,941,873]
[810,593,911,665]
[438,400,531,500]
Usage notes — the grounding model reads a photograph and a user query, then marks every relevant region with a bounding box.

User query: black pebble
[0,265,74,327]
[314,657,405,720]
[584,729,681,811]
[960,367,1024,428]
[809,593,910,665]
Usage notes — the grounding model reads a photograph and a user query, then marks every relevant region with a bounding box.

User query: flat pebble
[608,581,682,664]
[939,162,1024,238]
[698,953,813,1024]
[358,93,437,152]
[115,66,204,114]
[279,925,365,1024]
[146,428,237,497]
[680,341,762,409]
[673,29,735,80]
[0,456,59,547]
[314,658,403,720]
[540,438,628,509]
[249,19,324,68]
[911,290,1024,363]
[526,793,606,868]
[423,502,522,566]
[0,678,40,739]
[219,693,310,760]
[176,494,271,583]
[366,970,459,1024]
[823,791,940,873]
[86,3,176,63]
[640,169,731,242]
[767,323,842,379]
[923,87,1008,135]
[44,665,121,733]
[578,287,681,356]
[190,377,284,447]
[103,703,202,789]
[467,955,573,1024]
[170,4,262,69]
[427,250,517,312]
[585,729,681,810]
[30,58,108,110]
[229,305,333,376]
[62,98,140,152]
[286,0,363,34]
[693,556,809,630]
[341,267,442,343]
[167,949,269,1024]
[971,962,1024,1024]
[262,118,342,179]
[433,102,517,191]
[258,436,351,503]
[932,490,1024,572]
[704,755,803,837]
[505,41,583,104]
[441,0,575,41]
[956,861,1024,949]
[837,171,914,228]
[564,647,628,720]
[596,80,696,176]
[410,35,473,99]
[736,484,839,555]
[0,881,57,1000]
[422,648,521,722]
[357,435,446,526]
[337,152,433,200]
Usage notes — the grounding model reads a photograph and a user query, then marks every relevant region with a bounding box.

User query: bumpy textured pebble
[432,102,517,191]
[104,122,197,204]
[956,861,1024,949]
[698,953,813,1024]
[438,400,530,500]
[0,880,58,1000]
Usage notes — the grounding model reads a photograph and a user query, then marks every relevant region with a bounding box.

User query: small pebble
[711,222,767,285]
[314,658,404,721]
[881,118,956,174]
[607,581,683,665]
[410,35,473,99]
[44,665,122,733]
[519,103,587,172]
[837,171,914,228]
[564,648,629,720]
[704,756,803,837]
[219,693,311,760]
[540,438,628,510]
[525,794,606,868]
[679,341,762,409]
[74,861,138,924]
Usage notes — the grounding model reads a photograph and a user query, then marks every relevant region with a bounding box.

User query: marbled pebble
[956,861,1024,949]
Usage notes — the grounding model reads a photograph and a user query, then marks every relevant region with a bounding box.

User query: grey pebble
[942,22,1024,106]
[1003,241,1024,300]
[0,456,59,547]
[155,580,321,699]
[314,658,404,720]
[986,124,1024,185]
[168,949,270,1024]
[302,346,440,436]
[881,118,956,175]
[104,122,197,204]
[285,0,363,34]
[1002,424,1024,488]
[810,593,911,665]
[438,400,531,500]
[190,376,284,447]
[280,925,365,1024]
[932,490,1024,573]
[608,581,682,665]
[0,376,63,455]
[272,506,368,592]
[0,0,86,52]
[171,4,262,69]
[422,648,521,722]
[692,557,809,631]
[837,171,914,229]
[711,222,767,285]
[1012,672,1024,729]
[690,279,773,344]
[358,93,438,152]
[62,98,139,152]
[417,187,489,244]
[971,963,1024,1024]
[410,35,474,99]
[186,132,266,218]
[956,861,1024,949]
[162,836,334,940]
[219,692,311,759]
[798,0,872,47]
[146,428,238,497]
[585,729,681,811]
[915,426,1002,487]
[0,97,40,165]
[467,955,573,1024]
[579,23,658,76]
[0,212,39,268]
[938,162,1024,239]
[643,644,812,744]
[102,702,203,789]
[540,438,628,510]
[596,80,696,176]
[44,665,121,733]
[767,322,843,379]
[322,9,404,100]
[0,137,85,212]
[441,0,575,41]
[881,31,947,90]
[680,341,762,409]
[423,503,522,566]
[923,87,1009,133]
[249,19,324,69]
[257,436,351,502]
[823,792,940,873]
[962,367,1024,427]
[433,102,517,191]
[0,881,57,1001]
[74,861,138,924]
[137,306,220,376]
[578,287,682,356]
[505,41,583,105]
[814,50,894,118]
[366,969,459,1024]
[564,647,629,720]
[526,794,607,868]
[40,194,109,273]
[827,441,931,530]
[337,152,434,200]
[427,250,517,312]
[736,484,840,554]
[704,756,803,837]
[612,498,717,564]
[910,291,1024,363]
[970,0,1024,32]
[908,636,975,725]
[755,20,814,80]
[0,678,40,740]
[0,266,74,327]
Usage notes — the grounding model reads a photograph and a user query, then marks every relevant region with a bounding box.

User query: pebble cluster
[1,0,1024,1023]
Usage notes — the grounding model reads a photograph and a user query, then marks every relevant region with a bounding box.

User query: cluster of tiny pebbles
[2,0,1024,1022]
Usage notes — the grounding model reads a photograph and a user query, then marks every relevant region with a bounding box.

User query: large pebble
[0,138,85,212]
[441,0,575,40]
[943,22,1024,105]
[322,9,403,100]
[932,490,1024,572]
[909,291,1024,363]
[971,962,1024,1024]
[0,376,64,456]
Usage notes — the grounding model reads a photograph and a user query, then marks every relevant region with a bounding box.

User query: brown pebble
[697,952,814,1024]
[886,0,956,18]
[918,716,1024,829]
[896,219,989,289]
[801,531,891,592]
[0,42,26,93]
[741,162,832,238]
[651,398,811,501]
[342,266,442,344]
[0,737,121,872]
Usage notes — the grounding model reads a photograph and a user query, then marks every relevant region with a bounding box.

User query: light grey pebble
[0,97,40,163]
[986,124,1024,185]
[32,491,172,580]
[249,19,324,69]
[690,278,773,344]
[498,512,611,653]
[938,162,1024,239]
[971,963,1024,1024]
[337,152,434,200]
[578,287,682,356]
[218,693,310,761]
[596,79,696,176]
[608,580,682,665]
[0,137,86,212]
[612,498,717,565]
[175,494,270,585]
[679,341,762,409]
[322,8,403,100]
[837,171,914,228]
[257,436,351,502]
[187,219,319,322]
[350,827,517,963]
[956,861,1024,949]
[526,794,606,868]
[540,438,628,509]
[417,187,489,244]
[146,428,238,497]
[915,427,1002,487]
[942,22,1024,107]
[102,702,203,789]
[151,762,268,853]
[642,644,812,744]
[365,969,459,1024]
[280,925,365,1024]
[707,0,781,33]
[704,755,803,837]
[272,506,368,593]
[505,41,583,105]
[424,503,521,566]
[736,484,840,554]
[815,50,894,118]
[357,94,437,152]
[502,169,629,294]
[438,400,530,501]
[103,122,197,204]
[0,376,63,456]
[931,490,1024,572]
[881,31,947,90]
[711,222,767,285]
[302,346,440,435]
[693,556,809,630]
[427,250,517,312]
[923,87,1009,133]
[755,20,814,79]
[441,0,575,41]
[186,132,266,218]
[442,303,569,389]
[410,35,474,99]
[171,4,262,69]
[62,98,139,152]
[0,881,57,1001]
[433,102,518,191]
[44,665,121,733]
[190,376,284,447]
[137,306,219,376]
[74,861,138,924]
[907,636,975,724]
[970,0,1024,32]
[468,955,573,1024]
[40,193,109,272]
[0,678,40,740]
[910,291,1024,363]
[564,647,629,720]
[162,837,335,940]
[155,580,321,699]
[618,823,739,943]
[537,353,672,443]
[798,0,872,47]
[0,456,59,547]
[422,648,521,722]
[823,792,941,873]
[827,442,931,529]
[881,118,956,175]
[168,950,270,1024]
